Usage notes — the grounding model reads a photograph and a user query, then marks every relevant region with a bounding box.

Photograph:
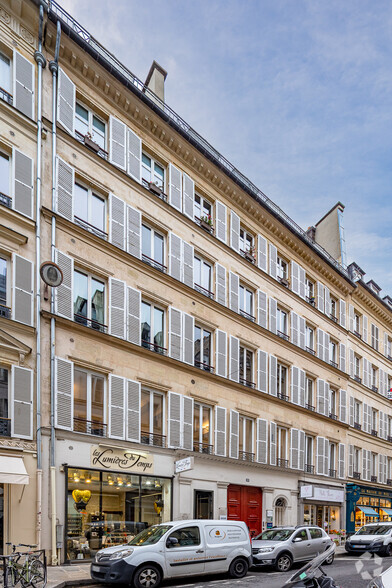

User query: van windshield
[357,525,392,536]
[128,525,173,546]
[255,529,294,541]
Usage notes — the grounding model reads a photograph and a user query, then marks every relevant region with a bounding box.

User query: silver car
[252,525,334,572]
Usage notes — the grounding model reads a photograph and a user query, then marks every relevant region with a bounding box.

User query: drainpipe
[48,19,61,566]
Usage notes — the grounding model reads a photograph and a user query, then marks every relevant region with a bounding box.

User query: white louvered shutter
[270,422,277,466]
[269,244,278,279]
[126,380,140,443]
[256,419,268,464]
[126,286,141,345]
[183,395,194,450]
[317,282,325,313]
[299,265,306,299]
[291,312,299,346]
[339,300,346,328]
[290,428,299,469]
[349,348,355,378]
[169,233,182,281]
[168,163,182,211]
[299,369,306,407]
[349,396,354,427]
[317,329,323,360]
[379,369,387,396]
[54,250,73,320]
[338,444,345,479]
[230,211,240,253]
[182,241,194,287]
[385,332,389,357]
[291,366,300,405]
[229,336,240,383]
[126,205,141,258]
[109,194,126,250]
[316,437,324,476]
[363,315,368,343]
[215,330,227,377]
[109,116,126,170]
[229,410,239,459]
[55,357,73,431]
[379,455,385,484]
[257,290,268,329]
[182,173,194,219]
[215,201,227,243]
[109,374,126,439]
[269,297,277,334]
[299,316,306,350]
[349,304,355,332]
[324,332,330,363]
[13,50,34,119]
[339,390,347,423]
[362,359,368,388]
[126,127,141,182]
[379,412,385,439]
[229,272,239,313]
[168,392,182,448]
[348,445,354,478]
[57,67,75,133]
[55,156,74,221]
[12,148,33,218]
[215,263,226,306]
[257,350,268,394]
[215,406,227,457]
[11,366,33,439]
[12,254,33,326]
[182,313,194,366]
[324,286,331,317]
[269,355,277,396]
[257,235,267,272]
[340,343,346,373]
[169,308,182,361]
[109,278,126,339]
[298,430,305,471]
[362,450,368,481]
[291,262,300,295]
[317,379,326,416]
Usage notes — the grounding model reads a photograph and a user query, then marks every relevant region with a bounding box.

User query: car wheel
[229,557,249,578]
[383,544,392,557]
[133,564,162,588]
[324,552,334,565]
[275,553,293,572]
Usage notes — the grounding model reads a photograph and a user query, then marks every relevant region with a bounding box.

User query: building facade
[0,0,392,564]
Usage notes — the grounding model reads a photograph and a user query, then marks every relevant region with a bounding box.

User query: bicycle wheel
[4,566,17,588]
[21,559,46,588]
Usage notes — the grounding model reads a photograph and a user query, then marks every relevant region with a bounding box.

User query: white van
[91,519,251,587]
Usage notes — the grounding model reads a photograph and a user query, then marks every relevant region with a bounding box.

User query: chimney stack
[144,60,167,105]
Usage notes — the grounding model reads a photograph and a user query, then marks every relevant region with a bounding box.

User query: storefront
[346,484,392,533]
[299,483,344,534]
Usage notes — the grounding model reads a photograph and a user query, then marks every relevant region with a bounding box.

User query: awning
[0,456,29,484]
[356,506,379,517]
[380,508,392,516]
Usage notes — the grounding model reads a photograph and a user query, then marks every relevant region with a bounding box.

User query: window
[0,255,9,318]
[305,277,315,301]
[371,453,377,479]
[0,152,10,199]
[329,443,336,475]
[239,228,253,253]
[0,52,11,98]
[141,389,164,446]
[277,307,288,338]
[141,301,165,353]
[354,312,361,335]
[371,324,379,351]
[194,193,211,222]
[277,255,288,281]
[329,340,337,367]
[354,401,361,427]
[142,224,165,270]
[74,183,106,237]
[0,368,9,437]
[239,346,254,387]
[354,355,361,379]
[277,363,288,399]
[167,526,200,548]
[73,367,105,435]
[329,388,337,419]
[193,403,211,452]
[306,377,314,410]
[371,366,378,391]
[194,255,212,296]
[239,416,254,458]
[372,409,377,434]
[305,325,314,353]
[194,490,213,519]
[73,270,105,331]
[194,325,212,370]
[239,285,254,320]
[305,435,313,471]
[75,102,106,150]
[330,297,337,319]
[354,447,361,475]
[142,153,165,191]
[309,528,322,539]
[388,458,392,482]
[386,336,392,359]
[277,426,288,465]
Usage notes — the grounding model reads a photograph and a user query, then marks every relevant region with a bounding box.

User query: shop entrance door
[227,485,262,537]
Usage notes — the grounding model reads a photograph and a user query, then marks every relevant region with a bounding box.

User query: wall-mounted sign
[90,446,153,473]
[175,456,194,473]
[300,484,344,503]
[300,485,313,498]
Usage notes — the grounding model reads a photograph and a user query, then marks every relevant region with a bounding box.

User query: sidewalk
[47,562,95,588]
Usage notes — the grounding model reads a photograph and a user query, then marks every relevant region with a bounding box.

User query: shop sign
[175,456,194,473]
[300,485,313,498]
[300,485,344,502]
[90,446,153,473]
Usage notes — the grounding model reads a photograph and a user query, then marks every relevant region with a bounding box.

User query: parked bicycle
[1,543,46,587]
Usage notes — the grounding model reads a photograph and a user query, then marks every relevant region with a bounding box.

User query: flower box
[244,251,256,263]
[84,136,101,153]
[200,219,213,232]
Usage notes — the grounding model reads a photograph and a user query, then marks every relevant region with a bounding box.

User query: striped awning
[357,506,379,517]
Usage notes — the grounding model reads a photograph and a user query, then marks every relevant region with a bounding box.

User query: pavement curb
[50,581,96,588]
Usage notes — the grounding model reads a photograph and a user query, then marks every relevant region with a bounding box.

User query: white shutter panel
[380,369,387,397]
[182,313,194,366]
[12,254,33,326]
[339,390,347,423]
[229,410,239,459]
[215,201,227,243]
[316,437,324,476]
[270,422,277,466]
[338,443,345,479]
[349,396,354,427]
[108,374,126,439]
[299,317,306,350]
[299,369,306,407]
[169,308,182,361]
[12,148,33,218]
[324,332,330,364]
[367,450,371,482]
[257,290,268,329]
[109,194,126,250]
[256,419,268,464]
[13,50,34,119]
[291,262,300,295]
[290,428,299,469]
[57,67,75,133]
[349,304,355,332]
[229,272,239,313]
[291,312,299,346]
[269,355,277,396]
[126,205,141,258]
[215,330,227,377]
[269,244,278,279]
[126,286,141,345]
[348,445,354,478]
[55,156,74,221]
[291,366,300,405]
[229,336,240,383]
[182,173,194,219]
[379,455,385,484]
[299,265,306,300]
[126,380,140,443]
[324,438,329,475]
[257,350,268,394]
[324,286,331,317]
[168,392,182,448]
[168,163,182,211]
[362,359,368,388]
[215,263,226,306]
[298,430,305,471]
[317,329,324,360]
[317,379,325,416]
[109,116,126,170]
[109,278,126,339]
[269,297,277,334]
[126,127,142,182]
[363,315,368,343]
[230,210,240,253]
[11,365,33,440]
[182,241,194,287]
[362,450,368,481]
[385,332,389,357]
[215,406,227,457]
[54,250,73,320]
[169,233,182,281]
[349,348,355,378]
[340,343,346,373]
[379,412,385,439]
[257,235,267,272]
[55,357,73,431]
[317,282,325,313]
[182,395,194,450]
[339,300,346,328]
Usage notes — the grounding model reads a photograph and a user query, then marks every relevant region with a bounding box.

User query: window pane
[239,347,244,380]
[246,350,253,381]
[203,331,211,366]
[153,308,164,349]
[202,407,210,444]
[74,183,88,222]
[239,286,244,312]
[194,257,201,285]
[153,394,163,435]
[91,194,105,232]
[141,391,150,431]
[91,278,105,325]
[142,154,151,183]
[239,417,244,452]
[154,232,164,265]
[76,103,88,121]
[74,271,88,321]
[0,368,8,420]
[0,53,10,93]
[202,262,211,291]
[194,326,201,364]
[74,369,88,421]
[203,200,211,217]
[245,419,252,453]
[75,103,89,136]
[245,290,252,315]
[194,195,201,218]
[92,115,106,148]
[153,163,164,189]
[0,257,6,306]
[193,404,200,444]
[0,153,9,196]
[142,225,151,258]
[91,375,104,424]
[141,302,151,345]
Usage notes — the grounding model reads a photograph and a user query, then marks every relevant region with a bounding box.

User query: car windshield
[357,525,392,536]
[255,529,295,541]
[128,525,172,546]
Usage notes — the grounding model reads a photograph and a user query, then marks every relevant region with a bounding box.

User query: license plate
[91,565,100,571]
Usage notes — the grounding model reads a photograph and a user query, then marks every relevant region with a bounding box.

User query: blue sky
[60,0,392,295]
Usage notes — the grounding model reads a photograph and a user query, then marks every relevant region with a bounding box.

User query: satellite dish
[40,262,63,287]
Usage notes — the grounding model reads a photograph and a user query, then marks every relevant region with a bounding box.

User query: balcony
[142,178,167,203]
[277,458,289,468]
[330,314,338,323]
[354,331,362,340]
[194,361,214,373]
[74,314,108,333]
[193,442,213,454]
[141,431,166,448]
[371,475,378,483]
[239,308,256,323]
[306,347,316,356]
[142,340,167,355]
[330,360,338,369]
[0,304,11,320]
[73,417,107,437]
[239,451,255,463]
[306,296,316,306]
[240,249,256,265]
[329,469,337,478]
[74,216,108,240]
[372,386,378,393]
[0,192,12,209]
[74,129,108,160]
[387,479,392,487]
[194,283,214,300]
[239,378,255,389]
[0,417,11,437]
[304,464,315,474]
[353,472,361,480]
[0,87,12,105]
[277,330,289,342]
[306,404,315,412]
[277,392,289,402]
[371,430,378,437]
[194,216,214,235]
[142,253,167,273]
[329,413,338,421]
[354,422,362,431]
[353,375,362,384]
[278,277,289,288]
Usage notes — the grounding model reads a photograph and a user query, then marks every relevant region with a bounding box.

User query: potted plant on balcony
[200,214,213,232]
[84,132,101,153]
[244,246,256,263]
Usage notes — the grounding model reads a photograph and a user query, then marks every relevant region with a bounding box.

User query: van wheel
[133,564,161,588]
[275,553,293,572]
[228,557,249,578]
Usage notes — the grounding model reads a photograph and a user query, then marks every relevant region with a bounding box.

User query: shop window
[73,367,105,436]
[75,102,106,151]
[0,151,10,203]
[277,427,288,467]
[142,224,165,271]
[239,415,254,460]
[194,325,212,371]
[167,526,200,548]
[239,346,254,388]
[74,182,107,239]
[194,255,213,297]
[277,363,288,400]
[141,301,165,353]
[142,153,165,192]
[193,403,211,453]
[194,490,213,519]
[73,269,106,331]
[140,389,165,447]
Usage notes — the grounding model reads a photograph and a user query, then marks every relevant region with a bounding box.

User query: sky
[59,0,392,295]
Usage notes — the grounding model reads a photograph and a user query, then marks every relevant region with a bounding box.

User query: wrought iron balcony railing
[0,87,12,105]
[353,375,362,384]
[0,304,11,319]
[277,330,289,341]
[74,215,108,240]
[330,360,338,369]
[240,249,256,264]
[371,475,378,483]
[306,404,315,412]
[194,361,214,373]
[141,178,167,202]
[194,216,214,234]
[74,314,108,333]
[0,417,11,437]
[277,458,289,468]
[74,129,108,160]
[239,451,255,463]
[142,253,167,273]
[0,192,12,209]
[329,469,337,478]
[239,309,256,322]
[304,464,314,474]
[277,392,289,402]
[142,340,167,355]
[371,430,378,437]
[239,378,255,389]
[194,283,214,299]
[193,442,213,454]
[306,347,315,356]
[141,431,166,447]
[329,413,338,421]
[353,471,361,480]
[353,422,362,431]
[74,417,107,437]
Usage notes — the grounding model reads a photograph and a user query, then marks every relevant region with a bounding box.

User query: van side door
[164,525,205,578]
[204,523,249,574]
